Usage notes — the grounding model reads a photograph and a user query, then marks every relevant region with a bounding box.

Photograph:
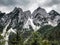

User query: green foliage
[0,41,5,45]
[24,32,51,45]
[44,24,60,40]
[9,31,23,45]
[0,33,5,45]
[38,24,60,41]
[1,23,60,45]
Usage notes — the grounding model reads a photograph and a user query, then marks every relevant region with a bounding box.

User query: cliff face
[0,7,60,31]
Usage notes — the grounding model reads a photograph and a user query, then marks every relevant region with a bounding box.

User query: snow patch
[23,18,40,31]
[1,20,11,37]
[1,19,16,45]
[48,16,60,27]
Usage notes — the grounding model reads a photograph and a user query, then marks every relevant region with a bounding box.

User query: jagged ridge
[0,7,60,31]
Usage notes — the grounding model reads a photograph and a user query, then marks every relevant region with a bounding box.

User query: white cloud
[0,6,14,13]
[0,0,60,13]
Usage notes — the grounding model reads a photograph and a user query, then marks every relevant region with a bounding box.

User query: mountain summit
[0,7,60,31]
[0,7,60,45]
[49,10,60,16]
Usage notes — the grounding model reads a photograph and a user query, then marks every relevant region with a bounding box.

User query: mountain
[0,7,60,32]
[49,10,60,20]
[32,7,48,26]
[48,10,60,27]
[0,7,60,38]
[49,10,60,16]
[0,7,60,45]
[0,7,31,31]
[0,7,60,36]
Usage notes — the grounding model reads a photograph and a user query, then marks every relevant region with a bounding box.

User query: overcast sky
[0,0,60,13]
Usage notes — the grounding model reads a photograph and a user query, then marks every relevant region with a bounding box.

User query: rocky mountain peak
[49,10,60,16]
[11,7,23,14]
[0,7,60,31]
[36,7,43,11]
[0,11,5,18]
[33,7,46,12]
[32,7,49,18]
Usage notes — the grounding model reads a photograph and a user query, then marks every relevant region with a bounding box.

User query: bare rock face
[32,7,49,18]
[0,7,31,30]
[0,7,60,31]
[0,7,60,41]
[49,10,60,20]
[48,10,60,26]
[32,7,49,26]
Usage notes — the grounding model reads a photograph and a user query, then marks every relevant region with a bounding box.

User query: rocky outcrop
[0,7,60,31]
